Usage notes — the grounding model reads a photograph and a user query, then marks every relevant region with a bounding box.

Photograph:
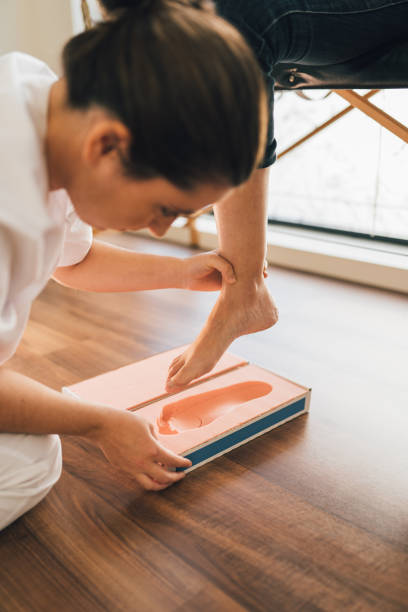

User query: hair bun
[99,0,155,10]
[99,0,210,13]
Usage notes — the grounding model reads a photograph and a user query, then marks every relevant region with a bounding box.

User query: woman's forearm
[53,240,185,292]
[0,366,192,487]
[0,366,108,437]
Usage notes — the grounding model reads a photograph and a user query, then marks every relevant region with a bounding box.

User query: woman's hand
[90,409,191,491]
[182,251,236,291]
[181,251,268,291]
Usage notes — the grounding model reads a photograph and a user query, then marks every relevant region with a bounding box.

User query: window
[268,89,408,244]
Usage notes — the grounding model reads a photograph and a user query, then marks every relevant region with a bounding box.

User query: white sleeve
[0,225,39,365]
[57,199,93,267]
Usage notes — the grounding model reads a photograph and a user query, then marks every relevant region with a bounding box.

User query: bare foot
[166,280,278,390]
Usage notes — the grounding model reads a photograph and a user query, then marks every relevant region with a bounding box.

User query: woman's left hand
[182,251,236,291]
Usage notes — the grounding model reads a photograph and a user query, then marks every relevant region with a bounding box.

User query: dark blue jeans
[216,0,408,166]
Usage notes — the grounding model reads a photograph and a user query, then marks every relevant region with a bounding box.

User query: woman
[0,0,267,528]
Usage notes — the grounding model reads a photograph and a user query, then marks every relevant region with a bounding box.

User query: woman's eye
[160,206,178,218]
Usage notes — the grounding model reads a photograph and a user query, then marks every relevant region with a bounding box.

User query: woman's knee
[0,433,62,530]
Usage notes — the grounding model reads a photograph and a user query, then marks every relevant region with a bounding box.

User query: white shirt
[0,52,93,365]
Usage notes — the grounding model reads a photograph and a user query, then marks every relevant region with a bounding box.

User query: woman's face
[68,172,232,236]
[47,89,234,235]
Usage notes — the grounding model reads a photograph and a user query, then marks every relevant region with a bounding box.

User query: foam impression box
[63,346,311,472]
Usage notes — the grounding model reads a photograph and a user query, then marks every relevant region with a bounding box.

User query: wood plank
[1,233,407,612]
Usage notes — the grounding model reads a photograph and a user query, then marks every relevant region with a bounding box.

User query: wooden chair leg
[81,0,92,29]
[334,89,408,143]
[184,217,200,248]
[277,90,380,160]
[182,205,215,247]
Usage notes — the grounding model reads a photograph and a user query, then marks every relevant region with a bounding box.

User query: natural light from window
[268,89,408,242]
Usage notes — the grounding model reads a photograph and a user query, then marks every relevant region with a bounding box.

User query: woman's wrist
[177,257,188,289]
[81,404,126,443]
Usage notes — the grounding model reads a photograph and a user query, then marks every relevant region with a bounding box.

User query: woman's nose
[149,215,177,237]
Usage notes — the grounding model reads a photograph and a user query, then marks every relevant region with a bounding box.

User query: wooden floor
[1,232,407,612]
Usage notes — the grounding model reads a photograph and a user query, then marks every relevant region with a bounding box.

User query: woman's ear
[82,119,130,169]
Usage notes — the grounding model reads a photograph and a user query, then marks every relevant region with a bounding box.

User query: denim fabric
[215,0,408,166]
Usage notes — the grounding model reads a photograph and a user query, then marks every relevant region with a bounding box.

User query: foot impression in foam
[157,381,272,435]
[62,348,311,472]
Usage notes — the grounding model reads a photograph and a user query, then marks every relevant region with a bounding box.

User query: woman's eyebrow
[158,205,194,217]
[171,206,195,216]
[178,203,215,218]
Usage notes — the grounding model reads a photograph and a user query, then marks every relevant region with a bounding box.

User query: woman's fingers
[148,463,186,485]
[137,473,171,491]
[209,253,236,284]
[148,422,157,439]
[95,411,191,492]
[137,447,191,491]
[263,258,269,278]
[156,444,192,470]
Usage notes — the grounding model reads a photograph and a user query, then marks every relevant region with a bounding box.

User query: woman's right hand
[90,409,192,490]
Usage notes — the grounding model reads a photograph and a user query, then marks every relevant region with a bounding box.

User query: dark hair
[63,0,267,189]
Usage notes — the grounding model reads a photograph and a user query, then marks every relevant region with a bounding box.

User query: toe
[170,356,206,387]
[168,358,185,378]
[169,365,191,387]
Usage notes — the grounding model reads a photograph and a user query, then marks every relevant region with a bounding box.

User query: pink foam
[64,345,248,410]
[136,365,308,454]
[157,380,272,435]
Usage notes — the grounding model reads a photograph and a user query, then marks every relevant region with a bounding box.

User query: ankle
[222,276,266,299]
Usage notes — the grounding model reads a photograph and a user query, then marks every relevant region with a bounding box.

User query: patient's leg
[166,166,278,389]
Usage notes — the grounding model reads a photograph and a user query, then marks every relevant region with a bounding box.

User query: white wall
[0,0,84,74]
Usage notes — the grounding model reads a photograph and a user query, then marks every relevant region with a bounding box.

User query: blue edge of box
[176,396,306,471]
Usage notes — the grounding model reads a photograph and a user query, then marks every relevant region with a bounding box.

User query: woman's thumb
[213,254,236,284]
